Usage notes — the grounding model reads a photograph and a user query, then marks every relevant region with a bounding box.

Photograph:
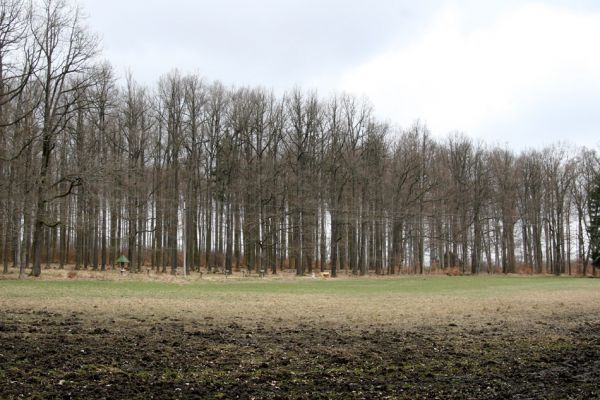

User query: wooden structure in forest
[115,255,130,273]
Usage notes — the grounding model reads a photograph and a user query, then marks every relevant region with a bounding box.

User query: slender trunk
[330,212,337,277]
[225,202,233,274]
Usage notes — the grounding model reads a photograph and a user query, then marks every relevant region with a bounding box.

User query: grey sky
[79,0,600,150]
[80,0,428,86]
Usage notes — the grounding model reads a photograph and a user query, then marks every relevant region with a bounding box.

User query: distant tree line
[1,0,599,278]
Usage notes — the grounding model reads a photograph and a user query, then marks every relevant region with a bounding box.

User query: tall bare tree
[29,0,97,276]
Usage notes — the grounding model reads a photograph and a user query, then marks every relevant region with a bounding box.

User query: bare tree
[490,148,518,274]
[29,0,97,276]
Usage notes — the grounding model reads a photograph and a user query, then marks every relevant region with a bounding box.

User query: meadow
[1,273,599,398]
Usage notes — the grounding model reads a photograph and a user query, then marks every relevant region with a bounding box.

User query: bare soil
[1,307,600,399]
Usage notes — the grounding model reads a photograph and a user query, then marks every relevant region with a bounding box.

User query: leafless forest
[1,0,599,279]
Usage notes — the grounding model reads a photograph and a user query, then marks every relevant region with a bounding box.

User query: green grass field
[1,274,596,297]
[1,275,598,329]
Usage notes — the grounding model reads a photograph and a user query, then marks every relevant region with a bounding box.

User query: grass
[0,273,597,297]
[1,274,599,331]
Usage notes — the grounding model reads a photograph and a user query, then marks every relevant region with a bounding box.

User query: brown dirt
[1,308,600,399]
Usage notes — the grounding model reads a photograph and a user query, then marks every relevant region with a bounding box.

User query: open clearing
[1,274,600,399]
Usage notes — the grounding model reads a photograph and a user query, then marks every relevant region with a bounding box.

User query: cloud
[338,2,600,149]
[80,0,431,92]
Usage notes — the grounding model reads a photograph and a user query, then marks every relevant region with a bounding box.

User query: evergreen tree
[588,176,600,269]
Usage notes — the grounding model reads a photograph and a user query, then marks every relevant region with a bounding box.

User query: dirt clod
[1,309,599,399]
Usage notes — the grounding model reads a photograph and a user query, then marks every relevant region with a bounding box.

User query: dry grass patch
[1,275,599,332]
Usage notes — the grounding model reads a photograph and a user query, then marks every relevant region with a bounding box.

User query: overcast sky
[78,0,600,150]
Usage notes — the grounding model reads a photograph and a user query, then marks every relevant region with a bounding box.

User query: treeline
[1,0,599,277]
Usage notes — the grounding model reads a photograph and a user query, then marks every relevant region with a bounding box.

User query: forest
[1,0,600,279]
